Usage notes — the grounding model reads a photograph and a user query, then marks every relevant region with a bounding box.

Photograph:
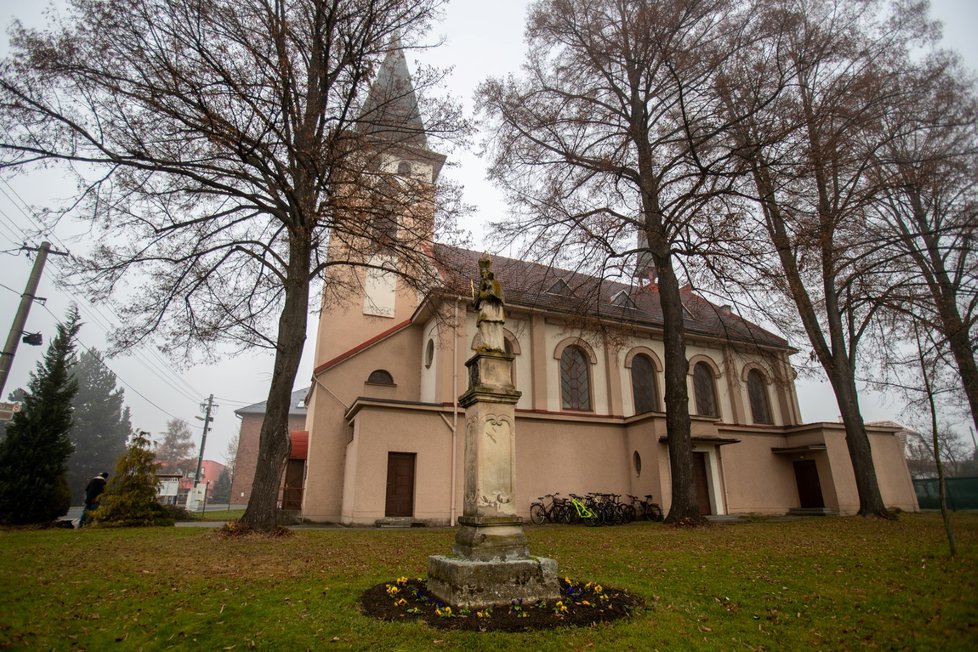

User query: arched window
[424,339,435,369]
[367,369,394,385]
[560,345,592,411]
[397,160,412,175]
[747,368,773,424]
[693,361,718,417]
[630,354,659,414]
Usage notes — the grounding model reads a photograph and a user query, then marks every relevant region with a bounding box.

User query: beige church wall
[333,404,644,524]
[313,270,422,366]
[301,386,351,522]
[302,328,424,522]
[868,429,919,512]
[505,316,533,410]
[623,416,667,503]
[342,405,456,524]
[420,318,439,403]
[715,432,800,514]
[513,415,633,512]
[812,425,858,513]
[340,418,362,522]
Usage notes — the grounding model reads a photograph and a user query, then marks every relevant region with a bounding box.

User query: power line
[37,302,189,422]
[0,282,21,296]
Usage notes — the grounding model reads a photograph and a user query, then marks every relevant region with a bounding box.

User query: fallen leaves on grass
[216,521,293,539]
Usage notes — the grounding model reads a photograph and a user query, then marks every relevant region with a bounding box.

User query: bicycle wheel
[583,511,600,527]
[647,503,663,522]
[620,504,636,523]
[529,503,546,525]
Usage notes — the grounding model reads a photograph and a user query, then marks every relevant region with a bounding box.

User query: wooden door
[385,452,416,517]
[693,452,712,515]
[793,459,825,509]
[282,459,305,511]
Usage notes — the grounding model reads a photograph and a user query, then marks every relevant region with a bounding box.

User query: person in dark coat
[79,472,108,527]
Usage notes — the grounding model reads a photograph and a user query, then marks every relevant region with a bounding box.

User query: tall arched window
[631,354,659,414]
[560,345,592,411]
[747,368,773,424]
[693,361,718,417]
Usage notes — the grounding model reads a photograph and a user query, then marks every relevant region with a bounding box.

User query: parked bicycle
[529,493,567,525]
[528,490,664,526]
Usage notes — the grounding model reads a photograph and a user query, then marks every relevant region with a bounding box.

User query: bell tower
[315,42,446,365]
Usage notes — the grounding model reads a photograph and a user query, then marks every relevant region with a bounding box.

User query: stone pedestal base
[453,516,528,561]
[427,555,561,609]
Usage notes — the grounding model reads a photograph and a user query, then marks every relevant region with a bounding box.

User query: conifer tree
[0,306,81,524]
[93,430,173,527]
[211,468,232,504]
[68,349,132,502]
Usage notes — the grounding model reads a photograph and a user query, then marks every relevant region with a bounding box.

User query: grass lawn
[1,513,976,650]
[187,508,246,522]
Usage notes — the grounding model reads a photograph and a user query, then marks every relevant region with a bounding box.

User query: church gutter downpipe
[450,297,461,527]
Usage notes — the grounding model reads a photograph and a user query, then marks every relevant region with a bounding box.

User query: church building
[292,48,918,525]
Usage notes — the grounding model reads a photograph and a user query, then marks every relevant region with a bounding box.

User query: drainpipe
[450,297,460,526]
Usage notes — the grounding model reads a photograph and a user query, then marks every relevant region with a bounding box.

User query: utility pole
[0,242,69,397]
[187,394,216,512]
[193,394,215,484]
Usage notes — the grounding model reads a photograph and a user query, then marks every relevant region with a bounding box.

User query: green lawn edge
[1,513,975,650]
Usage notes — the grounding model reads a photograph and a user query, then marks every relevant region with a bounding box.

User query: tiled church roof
[432,244,788,350]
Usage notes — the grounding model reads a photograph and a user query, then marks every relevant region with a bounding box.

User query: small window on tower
[367,369,395,385]
[425,339,435,369]
[397,161,412,175]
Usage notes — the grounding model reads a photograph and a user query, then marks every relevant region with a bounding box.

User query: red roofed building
[236,46,917,526]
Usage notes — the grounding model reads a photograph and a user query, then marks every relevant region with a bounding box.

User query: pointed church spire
[360,37,429,149]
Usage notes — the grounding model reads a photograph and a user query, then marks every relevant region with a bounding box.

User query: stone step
[375,517,426,528]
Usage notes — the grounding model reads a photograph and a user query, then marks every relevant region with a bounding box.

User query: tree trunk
[241,233,311,532]
[651,242,700,524]
[827,367,891,517]
[753,162,889,517]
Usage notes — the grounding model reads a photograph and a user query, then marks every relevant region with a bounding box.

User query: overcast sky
[0,0,975,468]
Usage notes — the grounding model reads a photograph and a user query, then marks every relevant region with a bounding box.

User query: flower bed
[360,576,642,632]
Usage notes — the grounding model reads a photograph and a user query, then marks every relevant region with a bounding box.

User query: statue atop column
[427,253,560,609]
[475,254,506,353]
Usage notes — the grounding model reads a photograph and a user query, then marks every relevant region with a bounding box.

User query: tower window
[367,369,395,385]
[425,339,435,369]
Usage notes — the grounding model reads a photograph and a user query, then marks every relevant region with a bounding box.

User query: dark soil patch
[360,577,643,632]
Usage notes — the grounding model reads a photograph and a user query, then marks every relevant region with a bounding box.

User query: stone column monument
[427,255,560,608]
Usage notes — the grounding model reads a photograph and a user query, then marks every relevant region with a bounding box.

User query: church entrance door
[693,452,712,515]
[385,452,416,517]
[793,459,825,509]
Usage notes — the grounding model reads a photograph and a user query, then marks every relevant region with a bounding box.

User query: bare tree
[0,0,467,531]
[713,0,940,517]
[479,0,759,523]
[911,320,956,555]
[867,57,978,435]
